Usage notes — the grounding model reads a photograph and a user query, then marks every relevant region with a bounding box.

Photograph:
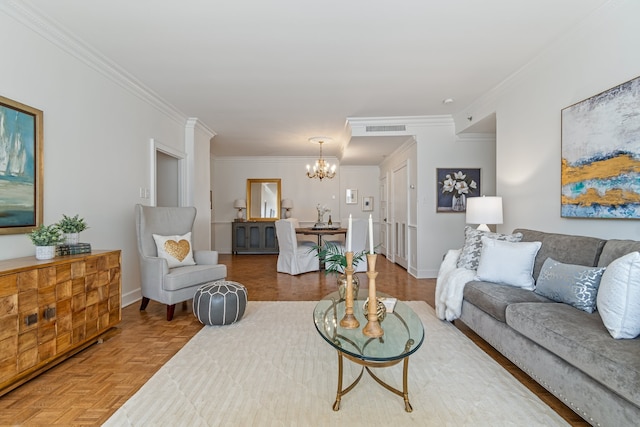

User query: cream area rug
[104,301,568,427]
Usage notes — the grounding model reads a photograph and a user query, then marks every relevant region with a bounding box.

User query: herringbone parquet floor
[0,254,587,426]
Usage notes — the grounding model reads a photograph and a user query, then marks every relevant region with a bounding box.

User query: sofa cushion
[513,229,606,281]
[506,302,640,407]
[597,251,640,339]
[534,257,605,313]
[597,239,640,267]
[457,226,523,270]
[463,281,551,322]
[475,238,541,290]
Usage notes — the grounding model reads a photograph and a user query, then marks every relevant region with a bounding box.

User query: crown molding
[456,133,496,143]
[1,1,188,127]
[186,117,216,139]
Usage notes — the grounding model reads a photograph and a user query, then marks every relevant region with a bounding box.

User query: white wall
[211,157,379,253]
[379,120,496,278]
[454,0,640,241]
[189,120,214,251]
[0,8,211,307]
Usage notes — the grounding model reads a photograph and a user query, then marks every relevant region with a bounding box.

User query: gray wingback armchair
[135,204,227,320]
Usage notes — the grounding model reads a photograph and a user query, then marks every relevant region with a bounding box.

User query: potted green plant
[57,214,88,245]
[311,240,367,300]
[27,224,64,260]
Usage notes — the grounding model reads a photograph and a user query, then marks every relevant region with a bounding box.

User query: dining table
[295,227,347,246]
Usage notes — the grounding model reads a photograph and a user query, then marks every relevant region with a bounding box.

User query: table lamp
[281,199,293,218]
[233,199,246,220]
[466,196,503,232]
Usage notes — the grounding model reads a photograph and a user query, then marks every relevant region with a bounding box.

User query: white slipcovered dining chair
[274,219,319,275]
[336,217,369,272]
[135,204,227,320]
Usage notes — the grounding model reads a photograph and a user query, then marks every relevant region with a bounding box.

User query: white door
[379,175,389,256]
[392,163,408,269]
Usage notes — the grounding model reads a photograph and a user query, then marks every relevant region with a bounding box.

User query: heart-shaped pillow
[164,239,191,261]
[153,232,196,268]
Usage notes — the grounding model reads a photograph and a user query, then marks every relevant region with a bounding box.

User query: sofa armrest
[194,250,219,265]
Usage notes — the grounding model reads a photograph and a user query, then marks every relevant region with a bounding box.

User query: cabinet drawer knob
[25,313,38,326]
[44,307,56,320]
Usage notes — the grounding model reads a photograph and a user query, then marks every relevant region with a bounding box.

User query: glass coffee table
[313,290,424,412]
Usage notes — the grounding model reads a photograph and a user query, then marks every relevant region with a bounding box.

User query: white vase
[35,245,56,260]
[65,232,80,245]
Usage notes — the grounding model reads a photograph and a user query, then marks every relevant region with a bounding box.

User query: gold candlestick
[339,251,359,329]
[362,253,384,337]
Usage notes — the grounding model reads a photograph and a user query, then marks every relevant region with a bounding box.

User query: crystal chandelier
[306,137,336,180]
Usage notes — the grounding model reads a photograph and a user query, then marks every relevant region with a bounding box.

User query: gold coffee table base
[332,339,415,413]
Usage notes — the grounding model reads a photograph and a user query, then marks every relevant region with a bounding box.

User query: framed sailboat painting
[0,95,43,234]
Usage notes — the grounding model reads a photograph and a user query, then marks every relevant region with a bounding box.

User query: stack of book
[56,243,92,256]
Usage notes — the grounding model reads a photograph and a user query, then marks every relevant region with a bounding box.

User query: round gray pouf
[193,281,248,326]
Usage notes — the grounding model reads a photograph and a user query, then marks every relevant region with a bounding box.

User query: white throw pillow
[153,232,196,268]
[596,251,640,339]
[475,237,542,290]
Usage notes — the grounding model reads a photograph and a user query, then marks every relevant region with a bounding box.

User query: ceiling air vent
[365,125,406,132]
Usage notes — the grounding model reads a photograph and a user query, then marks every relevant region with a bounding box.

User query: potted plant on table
[27,224,64,260]
[57,214,89,245]
[311,240,367,300]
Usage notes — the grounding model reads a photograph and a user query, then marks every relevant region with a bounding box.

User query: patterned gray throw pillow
[456,226,523,270]
[535,257,606,313]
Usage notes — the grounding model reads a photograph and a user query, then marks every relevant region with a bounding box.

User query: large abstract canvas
[561,76,640,218]
[0,96,43,234]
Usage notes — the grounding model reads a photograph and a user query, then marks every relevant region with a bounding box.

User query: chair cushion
[193,281,248,326]
[153,232,196,268]
[163,264,227,291]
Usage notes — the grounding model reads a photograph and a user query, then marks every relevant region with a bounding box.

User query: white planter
[65,232,80,245]
[35,246,56,260]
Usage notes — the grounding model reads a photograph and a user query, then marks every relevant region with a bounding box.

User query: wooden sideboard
[232,221,279,254]
[0,250,121,397]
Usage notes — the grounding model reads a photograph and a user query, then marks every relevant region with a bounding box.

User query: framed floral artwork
[436,168,480,212]
[0,95,43,234]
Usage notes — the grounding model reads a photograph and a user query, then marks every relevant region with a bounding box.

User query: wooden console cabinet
[0,250,121,397]
[232,221,279,254]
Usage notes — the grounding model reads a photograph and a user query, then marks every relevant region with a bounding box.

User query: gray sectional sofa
[458,229,640,427]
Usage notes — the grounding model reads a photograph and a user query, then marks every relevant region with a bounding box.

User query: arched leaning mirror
[246,178,282,221]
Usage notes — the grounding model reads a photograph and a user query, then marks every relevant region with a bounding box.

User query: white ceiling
[22,0,609,164]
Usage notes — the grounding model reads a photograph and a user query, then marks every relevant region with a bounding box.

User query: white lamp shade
[281,199,293,209]
[466,196,503,226]
[233,199,246,209]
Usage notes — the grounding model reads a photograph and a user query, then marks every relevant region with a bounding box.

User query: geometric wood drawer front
[0,250,121,397]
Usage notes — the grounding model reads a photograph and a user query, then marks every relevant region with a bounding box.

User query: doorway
[150,138,186,207]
